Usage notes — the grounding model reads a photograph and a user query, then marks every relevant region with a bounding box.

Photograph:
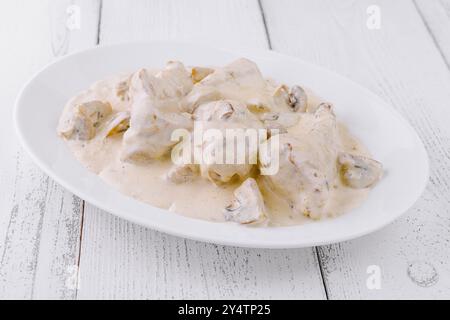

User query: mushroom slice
[58,100,113,140]
[224,178,267,224]
[247,98,270,113]
[288,85,307,112]
[338,153,383,189]
[105,111,130,137]
[272,84,308,113]
[191,67,214,83]
[167,164,199,184]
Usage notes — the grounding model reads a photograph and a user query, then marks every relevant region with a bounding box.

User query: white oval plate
[14,42,429,248]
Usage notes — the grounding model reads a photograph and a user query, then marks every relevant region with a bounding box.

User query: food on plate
[58,58,383,226]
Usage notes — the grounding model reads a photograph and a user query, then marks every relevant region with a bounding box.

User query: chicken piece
[191,67,214,83]
[182,86,222,113]
[259,105,338,219]
[155,61,194,97]
[167,164,199,184]
[128,61,194,103]
[200,58,266,88]
[287,103,338,179]
[193,58,276,108]
[121,61,196,162]
[193,100,235,121]
[338,153,383,189]
[194,100,263,184]
[190,58,300,116]
[104,111,130,137]
[58,100,113,140]
[260,112,301,133]
[260,137,331,219]
[121,96,193,162]
[201,163,254,184]
[194,99,262,125]
[224,178,267,224]
[308,102,332,114]
[182,60,267,114]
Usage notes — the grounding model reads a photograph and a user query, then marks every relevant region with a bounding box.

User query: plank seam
[76,0,103,298]
[258,0,329,300]
[96,0,104,45]
[74,200,85,299]
[315,247,330,300]
[257,0,273,49]
[412,0,450,70]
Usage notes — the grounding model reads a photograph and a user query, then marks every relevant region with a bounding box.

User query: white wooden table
[1,0,450,300]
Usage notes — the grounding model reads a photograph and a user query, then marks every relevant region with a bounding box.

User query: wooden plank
[414,0,450,68]
[0,0,100,299]
[76,0,326,300]
[100,0,268,49]
[78,210,324,299]
[261,0,450,299]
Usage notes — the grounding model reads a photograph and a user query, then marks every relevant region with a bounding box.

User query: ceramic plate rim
[14,41,429,248]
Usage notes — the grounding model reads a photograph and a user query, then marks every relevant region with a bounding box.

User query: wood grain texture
[100,0,268,49]
[76,0,326,300]
[0,0,100,299]
[261,0,450,299]
[414,0,450,68]
[2,0,450,300]
[78,210,324,299]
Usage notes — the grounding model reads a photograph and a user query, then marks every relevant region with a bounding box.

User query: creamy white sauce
[60,60,374,227]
